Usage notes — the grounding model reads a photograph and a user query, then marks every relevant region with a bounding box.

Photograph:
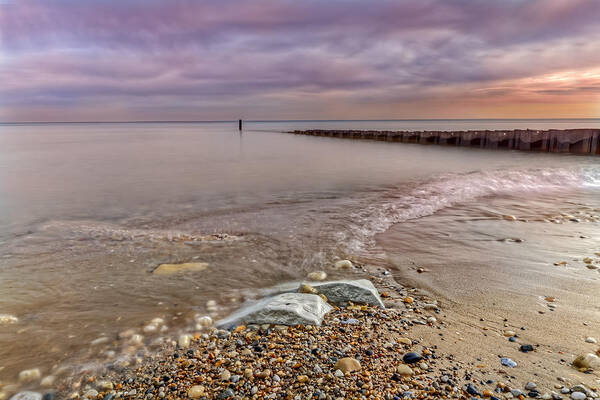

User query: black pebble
[402,352,422,364]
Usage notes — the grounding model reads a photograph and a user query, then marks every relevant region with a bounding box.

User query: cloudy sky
[1,0,599,121]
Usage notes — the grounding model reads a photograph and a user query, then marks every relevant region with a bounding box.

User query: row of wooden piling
[290,129,600,155]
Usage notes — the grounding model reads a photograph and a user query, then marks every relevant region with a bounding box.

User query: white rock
[90,337,109,345]
[525,382,537,390]
[307,271,327,281]
[570,393,586,400]
[573,353,600,369]
[18,368,41,383]
[585,337,597,344]
[40,375,55,387]
[9,392,42,400]
[333,260,353,270]
[0,314,18,324]
[118,329,136,339]
[217,292,333,328]
[178,334,193,349]
[196,316,213,329]
[306,279,385,307]
[129,334,144,345]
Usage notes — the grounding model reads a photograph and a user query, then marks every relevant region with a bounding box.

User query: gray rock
[526,383,538,391]
[10,393,43,400]
[570,393,586,400]
[305,280,385,307]
[216,293,333,328]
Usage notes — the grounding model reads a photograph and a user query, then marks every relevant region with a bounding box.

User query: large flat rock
[217,293,333,328]
[307,279,384,308]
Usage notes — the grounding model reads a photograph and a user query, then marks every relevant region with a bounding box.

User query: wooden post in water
[238,119,242,131]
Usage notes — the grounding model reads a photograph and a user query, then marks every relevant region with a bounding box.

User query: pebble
[299,283,318,294]
[334,369,345,378]
[40,376,56,387]
[9,393,42,400]
[18,368,41,383]
[573,353,600,369]
[333,260,353,269]
[83,389,98,399]
[526,382,537,390]
[585,337,597,344]
[570,393,586,400]
[307,271,327,281]
[220,370,231,381]
[520,344,535,352]
[403,352,422,364]
[177,334,193,349]
[187,385,205,398]
[218,388,235,399]
[334,357,361,373]
[501,357,517,368]
[396,365,414,376]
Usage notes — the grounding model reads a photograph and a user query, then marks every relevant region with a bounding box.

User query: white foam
[345,166,599,253]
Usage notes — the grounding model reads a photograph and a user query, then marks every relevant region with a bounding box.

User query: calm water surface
[0,120,599,393]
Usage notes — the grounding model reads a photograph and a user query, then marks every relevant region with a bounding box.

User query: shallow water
[0,120,599,392]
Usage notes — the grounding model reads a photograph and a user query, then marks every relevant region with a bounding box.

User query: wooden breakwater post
[290,129,600,156]
[239,119,243,131]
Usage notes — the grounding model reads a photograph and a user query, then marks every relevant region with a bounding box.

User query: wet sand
[377,202,600,392]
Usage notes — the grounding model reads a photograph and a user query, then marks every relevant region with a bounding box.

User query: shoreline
[289,129,600,156]
[37,265,600,400]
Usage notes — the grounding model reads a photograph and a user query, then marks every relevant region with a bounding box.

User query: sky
[1,0,599,122]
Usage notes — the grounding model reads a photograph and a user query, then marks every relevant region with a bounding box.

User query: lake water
[0,120,599,393]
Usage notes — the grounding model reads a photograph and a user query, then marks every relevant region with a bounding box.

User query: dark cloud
[1,0,599,120]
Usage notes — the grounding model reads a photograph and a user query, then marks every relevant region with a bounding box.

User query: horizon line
[2,118,600,125]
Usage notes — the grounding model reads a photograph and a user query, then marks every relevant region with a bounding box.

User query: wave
[344,166,600,253]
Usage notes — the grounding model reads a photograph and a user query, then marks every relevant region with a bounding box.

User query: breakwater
[290,129,600,155]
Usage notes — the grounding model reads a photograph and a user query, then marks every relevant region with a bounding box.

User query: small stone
[178,334,193,349]
[526,383,537,391]
[218,389,235,400]
[501,358,517,368]
[504,330,516,337]
[256,369,271,379]
[220,370,231,381]
[333,260,353,269]
[307,271,327,281]
[573,353,600,369]
[396,365,414,376]
[9,393,42,400]
[585,337,597,344]
[520,344,535,353]
[403,296,414,304]
[334,369,344,378]
[418,362,428,370]
[40,376,56,387]
[334,358,361,373]
[402,352,422,364]
[297,375,309,383]
[188,385,205,398]
[397,338,412,345]
[83,389,98,399]
[153,262,209,275]
[570,393,585,400]
[299,283,318,294]
[95,381,113,391]
[196,315,213,329]
[503,215,517,221]
[18,369,41,383]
